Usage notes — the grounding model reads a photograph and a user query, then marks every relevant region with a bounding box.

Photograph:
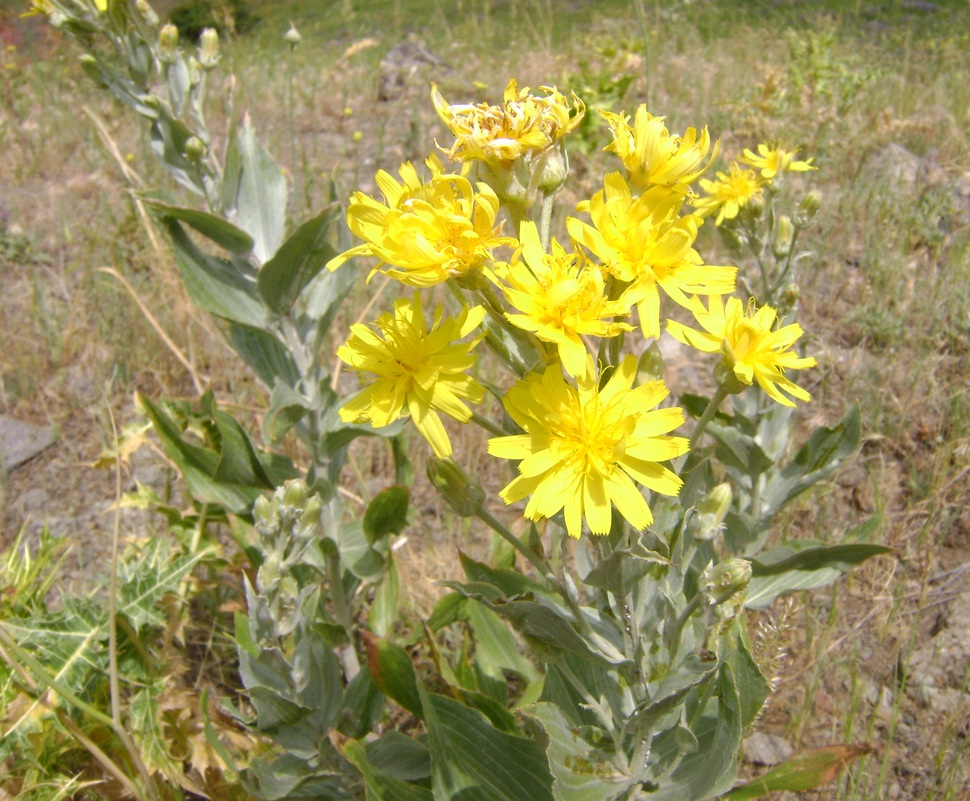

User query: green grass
[2,0,969,798]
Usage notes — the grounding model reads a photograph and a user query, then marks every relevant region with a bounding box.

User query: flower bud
[283,22,302,45]
[687,483,732,541]
[743,193,765,221]
[199,28,220,70]
[186,56,202,87]
[536,142,569,195]
[158,23,179,63]
[782,282,800,306]
[701,558,752,606]
[427,456,485,517]
[636,340,665,384]
[772,214,795,259]
[135,0,158,25]
[254,494,280,537]
[796,190,821,227]
[184,135,205,161]
[714,357,749,395]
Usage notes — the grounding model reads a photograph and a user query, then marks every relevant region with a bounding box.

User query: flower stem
[689,384,730,451]
[476,507,591,634]
[470,409,508,437]
[538,191,555,252]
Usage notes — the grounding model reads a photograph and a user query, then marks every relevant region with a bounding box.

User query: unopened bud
[687,483,732,541]
[636,340,665,384]
[283,22,301,45]
[254,494,280,537]
[135,0,158,25]
[186,56,202,87]
[701,558,752,606]
[427,456,485,517]
[199,28,220,70]
[743,194,765,220]
[796,190,821,227]
[184,135,205,161]
[773,214,795,258]
[158,23,179,63]
[782,282,800,305]
[714,356,749,396]
[536,142,569,195]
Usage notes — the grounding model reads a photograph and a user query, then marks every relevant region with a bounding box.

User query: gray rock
[742,731,794,766]
[0,415,56,472]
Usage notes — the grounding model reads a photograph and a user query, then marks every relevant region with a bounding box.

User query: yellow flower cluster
[694,144,815,225]
[328,82,818,538]
[431,79,585,167]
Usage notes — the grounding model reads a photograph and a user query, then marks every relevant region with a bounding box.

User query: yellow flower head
[326,155,513,286]
[667,295,817,407]
[431,79,585,165]
[488,356,688,539]
[602,106,718,193]
[337,293,486,457]
[740,143,815,180]
[693,163,765,225]
[566,173,737,339]
[493,220,633,378]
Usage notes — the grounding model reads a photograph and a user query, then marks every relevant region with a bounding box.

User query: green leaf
[370,554,402,637]
[748,541,893,576]
[117,538,210,631]
[646,663,742,800]
[144,197,254,255]
[364,486,411,545]
[162,217,266,329]
[745,568,843,610]
[229,323,301,389]
[582,543,669,597]
[343,739,434,801]
[258,206,340,314]
[707,423,774,477]
[129,682,180,777]
[459,551,553,599]
[529,702,631,801]
[337,519,386,581]
[363,632,423,718]
[223,120,287,264]
[762,405,860,515]
[425,593,468,632]
[364,731,431,783]
[263,378,312,443]
[465,599,540,684]
[338,666,385,739]
[724,625,771,729]
[419,685,555,801]
[721,744,874,799]
[211,411,276,489]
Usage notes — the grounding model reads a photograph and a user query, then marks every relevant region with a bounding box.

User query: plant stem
[326,548,360,679]
[689,384,730,451]
[470,409,508,437]
[538,191,555,252]
[476,507,592,635]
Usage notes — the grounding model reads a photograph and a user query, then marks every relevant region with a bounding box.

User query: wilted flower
[326,156,513,286]
[432,79,584,166]
[337,293,486,458]
[667,295,817,406]
[488,356,688,539]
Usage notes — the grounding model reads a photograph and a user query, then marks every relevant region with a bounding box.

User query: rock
[378,36,449,101]
[0,414,56,471]
[742,732,794,766]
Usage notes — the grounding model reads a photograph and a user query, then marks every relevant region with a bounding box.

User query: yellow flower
[493,220,632,378]
[431,79,585,165]
[666,295,817,406]
[693,163,765,225]
[602,106,718,193]
[488,356,688,538]
[326,156,513,287]
[740,143,815,180]
[337,294,486,457]
[566,173,737,339]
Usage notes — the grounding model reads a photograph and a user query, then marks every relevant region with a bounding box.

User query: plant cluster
[2,2,894,800]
